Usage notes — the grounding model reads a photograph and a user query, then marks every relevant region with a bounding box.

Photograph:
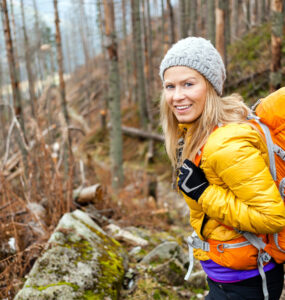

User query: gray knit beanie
[159,37,226,96]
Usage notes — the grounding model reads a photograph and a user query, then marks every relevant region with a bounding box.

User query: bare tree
[9,0,21,83]
[216,0,226,65]
[190,0,197,36]
[179,0,187,38]
[146,0,155,92]
[96,0,108,129]
[166,0,176,45]
[1,0,25,135]
[207,0,216,44]
[53,0,73,179]
[79,0,90,65]
[32,0,45,92]
[250,0,258,26]
[20,0,37,118]
[270,0,283,91]
[260,0,267,22]
[131,0,148,129]
[103,0,124,188]
[1,0,28,170]
[121,0,130,98]
[53,0,70,129]
[161,0,166,54]
[225,0,231,45]
[232,0,240,40]
[243,0,251,30]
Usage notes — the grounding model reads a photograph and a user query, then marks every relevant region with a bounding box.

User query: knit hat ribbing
[159,37,226,96]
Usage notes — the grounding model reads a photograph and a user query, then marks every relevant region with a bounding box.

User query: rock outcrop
[14,209,127,300]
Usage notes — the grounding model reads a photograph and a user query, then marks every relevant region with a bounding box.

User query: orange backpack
[249,87,285,263]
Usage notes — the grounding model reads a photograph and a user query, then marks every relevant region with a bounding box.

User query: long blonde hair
[160,79,251,167]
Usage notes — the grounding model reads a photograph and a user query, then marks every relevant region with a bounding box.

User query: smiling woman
[159,37,285,300]
[163,66,207,124]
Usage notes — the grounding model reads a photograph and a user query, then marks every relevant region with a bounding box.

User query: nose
[173,87,185,101]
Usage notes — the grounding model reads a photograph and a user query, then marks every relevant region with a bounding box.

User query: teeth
[176,105,191,110]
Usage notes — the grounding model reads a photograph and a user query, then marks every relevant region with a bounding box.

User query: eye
[185,82,193,87]
[164,84,174,90]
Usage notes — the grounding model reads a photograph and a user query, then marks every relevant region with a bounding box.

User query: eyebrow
[164,77,197,83]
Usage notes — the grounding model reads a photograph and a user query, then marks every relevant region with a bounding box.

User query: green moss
[69,214,125,300]
[169,261,183,275]
[59,238,93,264]
[82,290,99,299]
[153,289,161,300]
[27,281,79,292]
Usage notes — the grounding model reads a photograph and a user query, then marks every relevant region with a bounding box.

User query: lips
[176,104,192,110]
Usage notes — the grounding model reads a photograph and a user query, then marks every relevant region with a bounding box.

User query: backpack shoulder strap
[248,114,277,181]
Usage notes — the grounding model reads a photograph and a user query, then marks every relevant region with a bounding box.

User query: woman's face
[163,66,207,124]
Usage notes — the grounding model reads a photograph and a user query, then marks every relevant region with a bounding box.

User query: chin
[177,117,194,124]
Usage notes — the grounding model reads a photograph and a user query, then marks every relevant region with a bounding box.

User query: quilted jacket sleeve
[199,123,285,234]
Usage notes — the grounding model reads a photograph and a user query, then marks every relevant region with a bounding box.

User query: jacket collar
[178,123,193,135]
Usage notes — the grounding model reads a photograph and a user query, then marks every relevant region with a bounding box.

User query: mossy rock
[14,210,127,300]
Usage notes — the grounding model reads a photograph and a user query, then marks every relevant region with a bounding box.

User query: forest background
[0,0,284,298]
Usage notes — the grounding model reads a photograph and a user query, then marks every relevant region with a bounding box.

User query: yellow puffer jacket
[181,123,285,261]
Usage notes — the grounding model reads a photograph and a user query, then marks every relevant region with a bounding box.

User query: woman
[159,37,285,300]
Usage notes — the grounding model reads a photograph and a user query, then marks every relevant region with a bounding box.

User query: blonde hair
[160,79,251,167]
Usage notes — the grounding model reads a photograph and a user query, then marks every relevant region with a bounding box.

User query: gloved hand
[178,159,209,201]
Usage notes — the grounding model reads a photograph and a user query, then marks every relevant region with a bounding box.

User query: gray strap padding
[185,232,210,280]
[184,240,194,280]
[247,115,277,181]
[279,178,285,199]
[273,144,285,161]
[257,121,277,181]
[273,232,285,253]
[257,252,269,300]
[239,230,271,300]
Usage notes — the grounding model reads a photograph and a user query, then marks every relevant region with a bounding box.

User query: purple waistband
[200,259,276,283]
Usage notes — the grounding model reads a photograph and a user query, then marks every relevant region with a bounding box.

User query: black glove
[178,159,209,201]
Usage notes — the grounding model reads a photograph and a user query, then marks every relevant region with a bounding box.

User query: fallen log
[73,184,103,204]
[121,125,164,142]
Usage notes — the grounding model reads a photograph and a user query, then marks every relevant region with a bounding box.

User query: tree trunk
[131,0,138,104]
[53,0,72,178]
[103,0,124,188]
[244,0,251,30]
[1,0,28,171]
[270,0,283,91]
[190,0,197,36]
[161,0,167,54]
[9,0,21,84]
[232,0,240,39]
[225,0,231,46]
[166,0,176,45]
[146,0,155,93]
[1,0,25,135]
[121,0,130,99]
[216,0,226,65]
[53,0,70,129]
[199,0,207,36]
[20,0,37,118]
[96,0,108,129]
[79,0,90,65]
[131,0,148,129]
[32,0,45,93]
[250,0,258,26]
[179,0,187,38]
[260,0,266,22]
[207,0,216,44]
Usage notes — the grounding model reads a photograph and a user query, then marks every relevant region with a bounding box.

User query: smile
[176,105,192,110]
